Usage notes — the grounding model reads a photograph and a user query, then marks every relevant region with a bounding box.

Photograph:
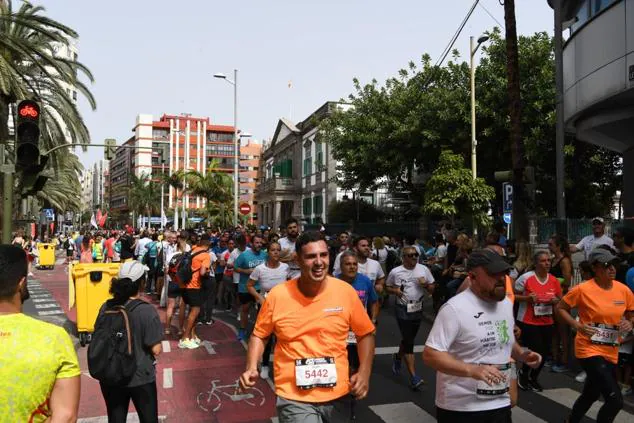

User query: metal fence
[304,221,422,238]
[532,218,630,245]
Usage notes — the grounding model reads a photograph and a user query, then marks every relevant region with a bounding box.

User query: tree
[423,151,495,227]
[129,173,160,229]
[327,198,385,224]
[181,160,234,227]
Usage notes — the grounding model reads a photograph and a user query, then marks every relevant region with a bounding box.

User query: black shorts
[238,293,254,305]
[167,281,181,299]
[182,288,203,307]
[618,352,633,367]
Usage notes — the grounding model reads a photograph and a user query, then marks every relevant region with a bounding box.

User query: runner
[279,217,301,279]
[386,245,434,389]
[234,234,268,341]
[353,236,386,295]
[0,245,81,422]
[246,240,289,379]
[556,248,634,423]
[164,232,189,336]
[423,249,542,423]
[514,251,562,392]
[239,231,376,422]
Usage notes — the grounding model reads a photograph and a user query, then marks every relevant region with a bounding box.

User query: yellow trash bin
[37,243,56,269]
[71,263,120,346]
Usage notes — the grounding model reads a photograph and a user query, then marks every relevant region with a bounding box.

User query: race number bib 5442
[295,357,337,389]
[589,323,619,346]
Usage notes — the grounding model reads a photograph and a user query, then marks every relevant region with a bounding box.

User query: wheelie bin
[37,243,56,269]
[71,263,120,346]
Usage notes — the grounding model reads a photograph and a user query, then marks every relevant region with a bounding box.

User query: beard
[489,284,507,302]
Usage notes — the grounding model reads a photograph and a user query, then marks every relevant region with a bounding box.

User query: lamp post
[470,34,489,180]
[214,69,239,227]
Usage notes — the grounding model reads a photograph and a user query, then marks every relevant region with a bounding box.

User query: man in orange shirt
[557,248,634,423]
[179,233,211,350]
[240,231,376,422]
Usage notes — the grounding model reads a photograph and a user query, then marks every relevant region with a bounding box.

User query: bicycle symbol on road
[197,379,265,413]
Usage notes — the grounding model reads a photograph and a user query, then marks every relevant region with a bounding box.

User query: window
[207,144,235,156]
[207,132,233,142]
[153,129,169,140]
[72,91,77,101]
[315,142,323,169]
[313,195,323,215]
[273,159,292,178]
[570,0,617,35]
[303,197,312,216]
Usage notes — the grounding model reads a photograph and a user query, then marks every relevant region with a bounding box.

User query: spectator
[570,217,614,260]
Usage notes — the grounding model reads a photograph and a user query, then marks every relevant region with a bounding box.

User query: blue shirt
[212,245,225,273]
[626,267,634,293]
[337,273,378,310]
[234,249,268,293]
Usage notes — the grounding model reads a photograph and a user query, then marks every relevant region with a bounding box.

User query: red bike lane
[34,262,277,423]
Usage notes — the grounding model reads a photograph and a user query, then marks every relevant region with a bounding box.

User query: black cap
[467,249,512,273]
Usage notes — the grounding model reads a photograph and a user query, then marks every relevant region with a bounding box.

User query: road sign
[503,182,513,212]
[503,212,512,225]
[239,203,251,215]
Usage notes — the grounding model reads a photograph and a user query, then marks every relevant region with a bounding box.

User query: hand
[519,350,542,369]
[528,293,537,304]
[256,296,265,306]
[513,325,522,341]
[239,369,259,392]
[550,297,560,305]
[375,284,384,294]
[619,319,633,334]
[350,371,370,400]
[470,364,506,386]
[576,322,598,337]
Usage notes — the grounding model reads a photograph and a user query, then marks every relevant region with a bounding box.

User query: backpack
[174,249,208,286]
[114,240,121,254]
[147,241,159,258]
[88,299,143,386]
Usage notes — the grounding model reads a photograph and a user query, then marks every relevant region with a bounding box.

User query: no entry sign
[239,203,251,215]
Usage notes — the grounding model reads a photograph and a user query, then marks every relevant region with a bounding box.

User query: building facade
[92,159,109,210]
[558,0,634,217]
[80,167,93,214]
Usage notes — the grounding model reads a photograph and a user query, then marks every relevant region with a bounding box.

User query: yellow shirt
[0,313,80,422]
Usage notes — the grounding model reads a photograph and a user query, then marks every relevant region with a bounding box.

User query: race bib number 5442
[295,357,337,390]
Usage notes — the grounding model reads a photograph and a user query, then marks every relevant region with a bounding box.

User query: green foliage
[423,151,495,226]
[322,28,621,218]
[327,198,385,223]
[129,173,161,227]
[181,160,234,228]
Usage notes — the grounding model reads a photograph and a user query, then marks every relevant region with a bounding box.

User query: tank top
[551,257,564,279]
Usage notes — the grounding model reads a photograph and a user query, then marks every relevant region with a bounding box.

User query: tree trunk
[504,0,529,241]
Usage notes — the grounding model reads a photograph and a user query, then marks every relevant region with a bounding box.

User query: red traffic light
[18,100,40,120]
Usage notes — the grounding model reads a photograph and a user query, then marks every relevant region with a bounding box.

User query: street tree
[181,160,234,227]
[129,173,160,229]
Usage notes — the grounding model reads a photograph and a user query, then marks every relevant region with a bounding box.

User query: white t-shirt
[228,248,247,284]
[135,237,151,258]
[386,264,434,304]
[250,262,290,292]
[357,258,385,285]
[425,288,515,412]
[279,237,300,278]
[208,251,218,277]
[332,250,347,276]
[575,234,614,260]
[372,248,388,265]
[435,244,448,260]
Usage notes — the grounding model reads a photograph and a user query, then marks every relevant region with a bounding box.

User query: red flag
[96,209,103,224]
[98,212,108,228]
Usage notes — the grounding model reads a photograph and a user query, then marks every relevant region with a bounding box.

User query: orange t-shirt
[253,276,375,403]
[505,275,515,304]
[563,279,634,364]
[185,246,210,290]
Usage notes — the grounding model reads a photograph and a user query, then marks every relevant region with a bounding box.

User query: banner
[90,213,98,229]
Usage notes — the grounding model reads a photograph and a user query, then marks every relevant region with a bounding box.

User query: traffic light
[16,100,41,170]
[20,154,50,196]
[104,138,117,160]
[493,166,536,203]
[158,144,168,165]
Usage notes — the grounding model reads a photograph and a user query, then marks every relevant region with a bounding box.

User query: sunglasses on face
[405,253,420,258]
[600,262,616,269]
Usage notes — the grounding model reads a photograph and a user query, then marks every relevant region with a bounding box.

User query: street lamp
[470,34,489,180]
[214,69,239,227]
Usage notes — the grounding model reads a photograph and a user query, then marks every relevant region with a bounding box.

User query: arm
[423,346,504,382]
[151,342,162,356]
[370,301,379,323]
[247,279,265,304]
[350,332,376,399]
[561,258,573,292]
[45,376,80,423]
[386,285,403,298]
[374,276,385,294]
[239,335,267,390]
[235,266,255,275]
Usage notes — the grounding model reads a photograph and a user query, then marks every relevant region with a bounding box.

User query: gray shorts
[276,395,350,423]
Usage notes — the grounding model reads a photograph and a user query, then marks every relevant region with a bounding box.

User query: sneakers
[237,328,246,341]
[621,386,633,396]
[575,371,587,383]
[205,319,215,326]
[192,336,201,345]
[543,359,553,368]
[392,353,402,375]
[551,364,569,373]
[196,321,204,326]
[410,375,425,390]
[529,379,544,392]
[178,338,199,349]
[260,365,270,380]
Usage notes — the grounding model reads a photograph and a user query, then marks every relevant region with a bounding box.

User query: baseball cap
[467,249,512,273]
[592,217,605,224]
[588,248,618,265]
[118,261,148,281]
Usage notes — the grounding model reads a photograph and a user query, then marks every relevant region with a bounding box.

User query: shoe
[205,319,215,326]
[575,371,587,383]
[237,328,246,341]
[622,386,633,396]
[178,338,199,349]
[410,375,425,390]
[196,321,204,326]
[28,272,35,277]
[551,364,569,373]
[529,379,544,392]
[391,353,402,375]
[544,359,553,368]
[260,365,270,379]
[192,336,201,345]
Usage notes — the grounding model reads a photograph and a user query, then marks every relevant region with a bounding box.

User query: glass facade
[570,0,618,35]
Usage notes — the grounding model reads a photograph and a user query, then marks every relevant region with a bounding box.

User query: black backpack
[88,299,143,386]
[175,249,208,285]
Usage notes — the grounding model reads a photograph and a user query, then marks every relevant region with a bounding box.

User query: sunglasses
[599,262,617,268]
[405,253,420,258]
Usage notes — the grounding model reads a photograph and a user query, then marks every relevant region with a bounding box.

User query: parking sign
[503,183,513,213]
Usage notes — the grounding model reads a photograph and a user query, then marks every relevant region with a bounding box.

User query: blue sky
[37,0,554,168]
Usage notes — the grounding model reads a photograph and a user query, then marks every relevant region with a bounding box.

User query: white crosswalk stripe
[370,402,435,422]
[34,303,59,309]
[537,388,634,423]
[37,310,65,316]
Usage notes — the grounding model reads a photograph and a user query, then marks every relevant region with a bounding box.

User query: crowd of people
[2,216,634,423]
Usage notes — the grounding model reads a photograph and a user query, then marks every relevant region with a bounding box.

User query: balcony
[258,177,299,194]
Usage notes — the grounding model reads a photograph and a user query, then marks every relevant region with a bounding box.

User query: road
[24,256,634,423]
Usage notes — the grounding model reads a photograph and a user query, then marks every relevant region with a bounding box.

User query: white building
[92,159,109,210]
[80,167,94,213]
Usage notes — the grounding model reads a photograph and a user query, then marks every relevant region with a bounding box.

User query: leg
[205,278,217,323]
[178,296,186,335]
[165,297,175,333]
[183,305,201,340]
[569,357,611,423]
[99,383,131,423]
[276,396,322,423]
[129,382,159,423]
[595,359,624,423]
[529,325,552,382]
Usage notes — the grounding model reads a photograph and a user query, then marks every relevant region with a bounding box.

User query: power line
[479,0,504,27]
[434,0,480,69]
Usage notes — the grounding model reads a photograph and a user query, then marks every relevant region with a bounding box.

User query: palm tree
[129,174,161,229]
[182,160,234,227]
[36,152,82,212]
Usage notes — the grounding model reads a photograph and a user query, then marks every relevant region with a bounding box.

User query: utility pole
[504,0,529,241]
[554,0,566,219]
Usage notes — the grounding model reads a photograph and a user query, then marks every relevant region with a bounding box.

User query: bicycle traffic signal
[16,100,41,170]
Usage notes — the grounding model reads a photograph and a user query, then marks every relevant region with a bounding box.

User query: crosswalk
[269,388,634,422]
[27,279,66,318]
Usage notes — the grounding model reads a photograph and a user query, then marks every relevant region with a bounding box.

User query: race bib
[476,363,511,398]
[295,357,337,389]
[406,301,423,313]
[533,303,552,316]
[346,330,357,344]
[590,323,619,346]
